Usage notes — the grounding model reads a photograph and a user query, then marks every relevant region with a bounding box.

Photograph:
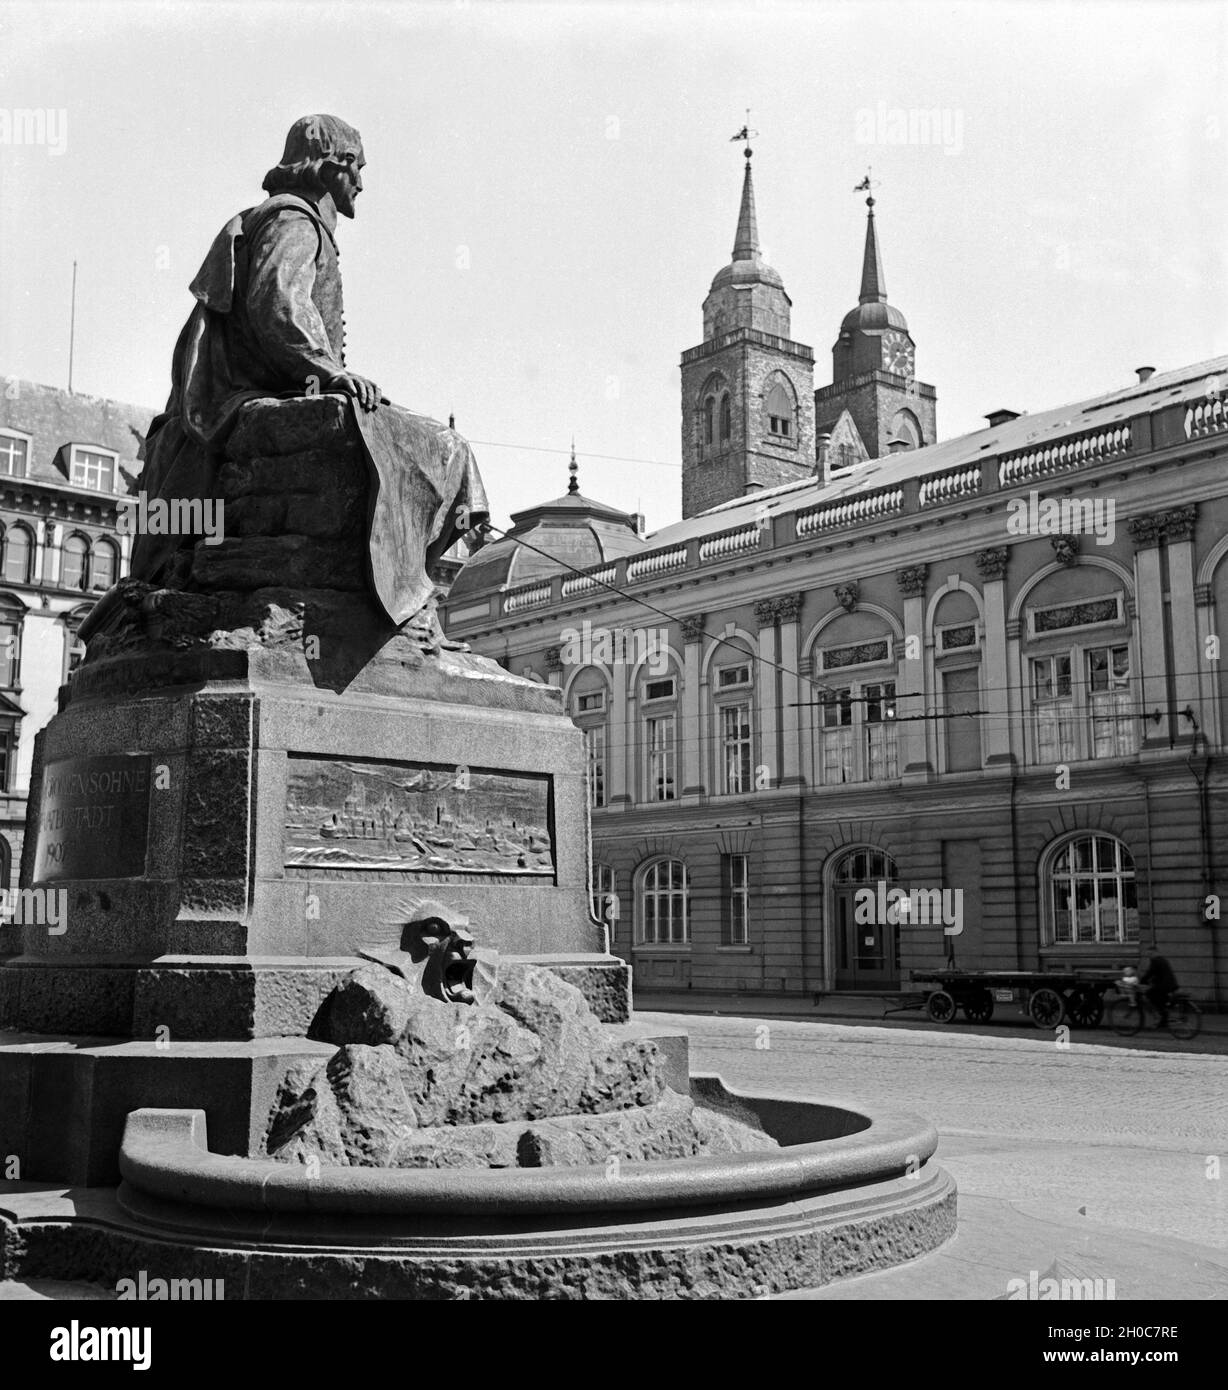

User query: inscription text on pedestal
[33,754,153,882]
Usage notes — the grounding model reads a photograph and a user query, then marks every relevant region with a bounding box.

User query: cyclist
[1139,952,1179,1029]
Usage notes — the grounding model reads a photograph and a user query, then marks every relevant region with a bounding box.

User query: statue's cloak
[131,192,487,627]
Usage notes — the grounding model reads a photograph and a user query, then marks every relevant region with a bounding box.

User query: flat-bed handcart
[909,968,1121,1030]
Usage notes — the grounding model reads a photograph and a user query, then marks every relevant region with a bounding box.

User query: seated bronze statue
[82,114,487,661]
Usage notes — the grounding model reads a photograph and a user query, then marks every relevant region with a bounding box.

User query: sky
[1,0,1226,534]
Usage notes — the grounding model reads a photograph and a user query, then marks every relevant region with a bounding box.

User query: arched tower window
[719,393,732,443]
[704,397,715,447]
[889,408,923,450]
[764,380,795,440]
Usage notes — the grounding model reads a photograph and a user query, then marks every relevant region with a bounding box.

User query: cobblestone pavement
[644,1013,1228,1253]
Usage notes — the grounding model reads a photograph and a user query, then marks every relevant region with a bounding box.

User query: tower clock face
[882,331,915,377]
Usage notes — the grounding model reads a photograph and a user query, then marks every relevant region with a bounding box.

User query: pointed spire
[732,155,760,262]
[859,192,887,305]
[567,438,579,495]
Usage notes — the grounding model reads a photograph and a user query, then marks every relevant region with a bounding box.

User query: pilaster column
[1129,514,1169,748]
[680,614,705,797]
[45,523,62,585]
[775,593,804,787]
[976,548,1013,766]
[753,599,780,789]
[33,519,47,585]
[895,566,928,777]
[1194,583,1220,748]
[1162,506,1200,726]
[608,660,631,809]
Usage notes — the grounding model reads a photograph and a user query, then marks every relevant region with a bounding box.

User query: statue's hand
[326,371,382,412]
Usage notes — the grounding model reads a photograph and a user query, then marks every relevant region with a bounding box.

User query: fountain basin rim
[118,1080,940,1218]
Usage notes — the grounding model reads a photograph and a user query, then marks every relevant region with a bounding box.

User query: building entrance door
[832,847,900,989]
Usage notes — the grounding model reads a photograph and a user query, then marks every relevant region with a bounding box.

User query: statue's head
[262,114,365,218]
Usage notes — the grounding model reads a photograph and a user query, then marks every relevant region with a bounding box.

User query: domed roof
[446,464,647,605]
[840,299,909,333]
[710,256,786,294]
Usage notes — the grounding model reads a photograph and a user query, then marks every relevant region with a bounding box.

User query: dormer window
[0,430,30,478]
[70,444,117,493]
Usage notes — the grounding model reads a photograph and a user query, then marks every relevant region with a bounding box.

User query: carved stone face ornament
[835,582,859,613]
[358,916,499,1007]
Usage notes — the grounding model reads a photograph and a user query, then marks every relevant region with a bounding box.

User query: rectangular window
[0,725,12,792]
[716,663,751,689]
[863,682,898,781]
[576,691,605,714]
[644,677,675,702]
[584,725,606,809]
[769,415,791,437]
[721,703,753,794]
[1086,644,1136,759]
[821,687,855,784]
[0,432,30,478]
[722,853,750,946]
[70,445,117,492]
[1032,653,1075,763]
[646,715,676,801]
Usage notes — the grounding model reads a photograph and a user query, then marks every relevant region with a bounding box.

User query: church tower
[681,146,815,519]
[814,190,937,469]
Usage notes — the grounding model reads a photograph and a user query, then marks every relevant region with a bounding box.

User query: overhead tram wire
[474,523,1217,728]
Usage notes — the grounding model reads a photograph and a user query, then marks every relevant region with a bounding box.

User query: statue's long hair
[262,114,362,197]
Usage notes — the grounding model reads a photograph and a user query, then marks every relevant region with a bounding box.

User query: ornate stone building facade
[442,170,1228,1006]
[0,379,151,884]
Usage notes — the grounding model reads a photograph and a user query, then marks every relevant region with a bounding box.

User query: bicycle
[1107,983,1202,1041]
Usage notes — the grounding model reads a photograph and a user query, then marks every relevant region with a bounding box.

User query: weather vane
[730,109,758,161]
[854,168,879,209]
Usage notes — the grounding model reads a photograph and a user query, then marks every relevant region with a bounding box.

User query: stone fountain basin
[118,1076,936,1222]
[0,1075,955,1297]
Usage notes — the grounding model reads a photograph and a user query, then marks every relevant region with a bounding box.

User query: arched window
[719,393,732,442]
[1044,833,1138,947]
[765,380,795,439]
[637,858,690,945]
[91,538,118,591]
[889,408,923,450]
[704,397,715,446]
[0,834,10,887]
[61,534,89,591]
[0,597,23,688]
[2,525,33,585]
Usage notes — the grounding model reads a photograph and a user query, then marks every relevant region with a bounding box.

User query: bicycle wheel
[1168,999,1202,1042]
[1107,997,1142,1036]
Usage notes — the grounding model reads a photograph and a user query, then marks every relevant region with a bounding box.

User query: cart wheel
[1066,986,1104,1029]
[926,990,957,1024]
[1028,986,1066,1030]
[962,988,994,1024]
